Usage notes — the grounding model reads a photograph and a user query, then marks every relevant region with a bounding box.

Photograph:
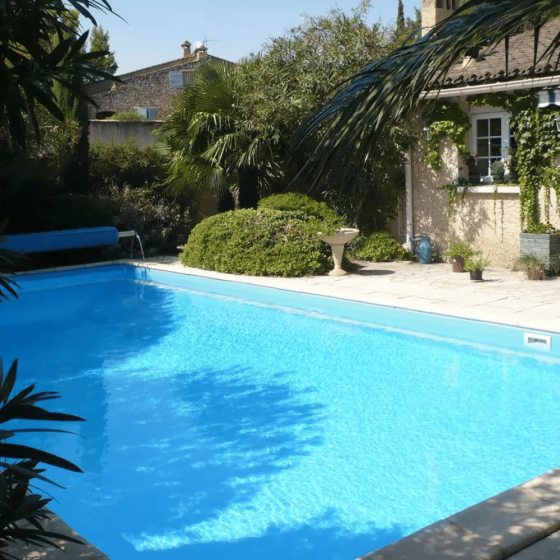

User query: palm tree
[158,61,283,209]
[295,0,560,178]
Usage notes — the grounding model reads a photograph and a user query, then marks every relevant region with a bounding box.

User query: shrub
[36,194,114,231]
[464,255,490,272]
[100,184,192,255]
[89,140,168,191]
[350,231,411,262]
[107,111,148,121]
[443,240,478,260]
[258,193,345,226]
[180,208,333,276]
[512,253,555,280]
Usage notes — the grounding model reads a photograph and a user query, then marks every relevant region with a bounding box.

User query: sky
[91,0,420,75]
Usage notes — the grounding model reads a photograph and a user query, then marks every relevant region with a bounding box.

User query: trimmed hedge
[351,231,411,262]
[258,193,345,226]
[180,208,335,276]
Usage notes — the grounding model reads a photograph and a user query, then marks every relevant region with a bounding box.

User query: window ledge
[457,185,520,194]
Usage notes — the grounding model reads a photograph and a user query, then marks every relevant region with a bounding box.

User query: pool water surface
[2,265,560,560]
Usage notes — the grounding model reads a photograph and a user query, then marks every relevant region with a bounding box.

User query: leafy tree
[89,26,118,81]
[295,0,560,180]
[0,0,118,152]
[235,1,416,226]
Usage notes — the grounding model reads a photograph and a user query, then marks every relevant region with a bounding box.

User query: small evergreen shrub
[36,194,114,231]
[350,231,411,262]
[258,193,345,226]
[107,111,148,122]
[90,140,168,190]
[100,184,192,254]
[443,240,478,260]
[180,208,333,276]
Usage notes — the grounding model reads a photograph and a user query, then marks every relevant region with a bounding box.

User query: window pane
[490,138,502,157]
[477,158,489,175]
[490,118,502,136]
[477,139,488,157]
[477,119,488,137]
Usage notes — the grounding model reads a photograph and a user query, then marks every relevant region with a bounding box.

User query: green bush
[180,208,333,276]
[350,231,411,262]
[258,193,345,226]
[89,140,168,191]
[107,111,148,121]
[36,194,114,231]
[100,184,192,254]
[443,240,478,259]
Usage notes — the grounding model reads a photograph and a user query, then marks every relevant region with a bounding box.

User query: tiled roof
[433,19,560,89]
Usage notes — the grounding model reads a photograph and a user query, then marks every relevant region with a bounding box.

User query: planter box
[520,233,560,266]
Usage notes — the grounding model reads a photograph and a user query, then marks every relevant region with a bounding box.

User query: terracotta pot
[450,255,465,273]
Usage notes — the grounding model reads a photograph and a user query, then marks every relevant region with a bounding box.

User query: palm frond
[294,0,560,180]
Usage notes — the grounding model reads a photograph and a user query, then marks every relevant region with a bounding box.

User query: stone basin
[321,228,359,276]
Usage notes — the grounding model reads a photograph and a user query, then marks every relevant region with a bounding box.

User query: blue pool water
[2,264,560,560]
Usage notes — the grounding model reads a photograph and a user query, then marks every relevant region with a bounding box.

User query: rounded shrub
[350,231,411,262]
[180,208,333,276]
[258,193,345,226]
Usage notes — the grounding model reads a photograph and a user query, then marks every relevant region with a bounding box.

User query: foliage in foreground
[180,208,336,276]
[350,231,412,262]
[257,193,345,225]
[0,359,84,556]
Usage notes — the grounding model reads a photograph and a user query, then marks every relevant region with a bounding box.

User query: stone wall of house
[88,59,207,120]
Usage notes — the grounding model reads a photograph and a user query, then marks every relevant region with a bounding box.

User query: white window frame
[470,106,513,181]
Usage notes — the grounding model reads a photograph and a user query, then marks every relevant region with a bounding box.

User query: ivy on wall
[423,102,471,170]
[423,91,560,232]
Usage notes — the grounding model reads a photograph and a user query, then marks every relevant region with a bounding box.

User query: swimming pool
[3,264,560,560]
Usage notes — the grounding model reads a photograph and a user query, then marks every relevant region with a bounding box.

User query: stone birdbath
[321,228,359,276]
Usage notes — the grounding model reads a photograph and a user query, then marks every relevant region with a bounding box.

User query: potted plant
[443,240,478,272]
[490,160,505,183]
[512,253,558,280]
[464,254,490,281]
[463,152,480,184]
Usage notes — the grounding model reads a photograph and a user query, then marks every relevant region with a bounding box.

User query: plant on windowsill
[463,152,480,184]
[442,240,478,273]
[490,160,505,183]
[464,254,490,281]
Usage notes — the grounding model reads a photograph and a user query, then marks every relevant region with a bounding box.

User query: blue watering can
[411,236,435,264]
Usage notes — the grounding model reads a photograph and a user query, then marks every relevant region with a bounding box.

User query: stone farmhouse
[398,0,560,267]
[86,41,232,120]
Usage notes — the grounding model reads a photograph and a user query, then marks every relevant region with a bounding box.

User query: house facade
[401,1,560,267]
[86,41,232,121]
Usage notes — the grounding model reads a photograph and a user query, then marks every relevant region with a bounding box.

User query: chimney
[182,40,191,58]
[195,44,208,60]
[422,0,457,37]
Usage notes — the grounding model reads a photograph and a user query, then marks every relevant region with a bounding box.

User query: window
[471,109,515,178]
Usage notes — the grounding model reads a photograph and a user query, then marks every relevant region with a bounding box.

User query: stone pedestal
[321,228,359,276]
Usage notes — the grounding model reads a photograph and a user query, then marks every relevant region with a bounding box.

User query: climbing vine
[423,101,471,171]
[424,91,560,231]
[509,93,560,231]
